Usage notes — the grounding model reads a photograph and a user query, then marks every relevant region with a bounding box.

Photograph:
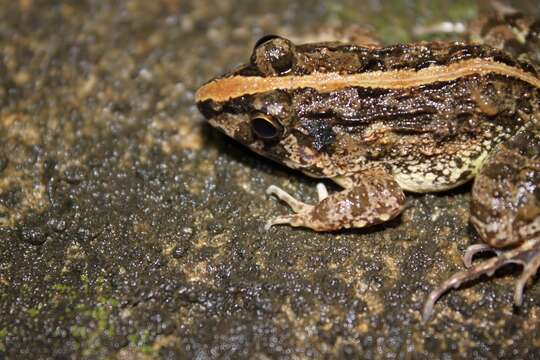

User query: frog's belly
[391,151,489,193]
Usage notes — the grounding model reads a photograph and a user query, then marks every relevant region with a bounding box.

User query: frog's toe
[423,238,540,321]
[514,252,540,306]
[265,213,308,230]
[316,183,329,201]
[463,244,501,268]
[265,204,338,231]
[266,185,313,213]
[423,257,507,321]
[265,216,288,230]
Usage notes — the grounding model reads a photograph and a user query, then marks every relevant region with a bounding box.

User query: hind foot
[423,238,540,321]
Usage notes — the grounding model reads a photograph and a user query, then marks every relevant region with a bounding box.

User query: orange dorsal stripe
[196,58,540,103]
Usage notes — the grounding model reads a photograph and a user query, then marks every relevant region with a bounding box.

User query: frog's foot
[265,167,406,232]
[422,238,540,321]
[264,184,323,230]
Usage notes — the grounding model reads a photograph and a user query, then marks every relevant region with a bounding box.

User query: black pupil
[251,118,278,139]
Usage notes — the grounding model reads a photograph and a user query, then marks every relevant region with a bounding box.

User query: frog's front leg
[423,119,540,321]
[265,167,406,231]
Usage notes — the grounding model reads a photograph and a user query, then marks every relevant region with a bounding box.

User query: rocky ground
[1,0,539,358]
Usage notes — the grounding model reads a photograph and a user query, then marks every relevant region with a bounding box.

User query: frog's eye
[252,35,295,75]
[250,113,283,141]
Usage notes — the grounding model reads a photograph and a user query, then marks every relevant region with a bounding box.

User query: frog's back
[332,68,540,192]
[285,35,540,191]
[287,42,540,191]
[196,18,540,193]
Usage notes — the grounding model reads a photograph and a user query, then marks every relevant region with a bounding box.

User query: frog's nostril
[196,99,221,120]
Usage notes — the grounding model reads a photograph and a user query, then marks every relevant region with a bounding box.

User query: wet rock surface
[1,1,539,358]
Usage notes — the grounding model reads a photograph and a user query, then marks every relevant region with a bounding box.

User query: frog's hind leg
[265,167,406,232]
[423,116,540,321]
[423,238,540,321]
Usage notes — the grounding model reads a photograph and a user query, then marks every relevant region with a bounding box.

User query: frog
[196,11,540,320]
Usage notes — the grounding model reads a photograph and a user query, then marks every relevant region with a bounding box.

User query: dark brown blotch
[299,117,336,151]
[197,99,222,119]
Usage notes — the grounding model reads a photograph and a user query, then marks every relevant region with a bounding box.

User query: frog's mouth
[205,114,246,141]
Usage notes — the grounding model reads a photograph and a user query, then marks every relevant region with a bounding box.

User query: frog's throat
[195,58,540,103]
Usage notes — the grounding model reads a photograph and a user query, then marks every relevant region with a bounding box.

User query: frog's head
[196,35,338,177]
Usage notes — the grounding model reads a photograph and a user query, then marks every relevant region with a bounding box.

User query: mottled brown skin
[423,116,540,320]
[196,12,540,319]
[422,12,540,320]
[471,119,540,248]
[236,38,538,77]
[200,72,536,183]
